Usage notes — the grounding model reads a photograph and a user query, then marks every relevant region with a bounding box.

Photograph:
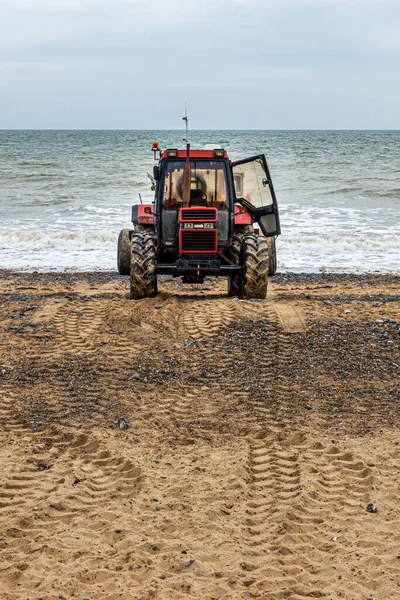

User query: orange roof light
[152,141,159,150]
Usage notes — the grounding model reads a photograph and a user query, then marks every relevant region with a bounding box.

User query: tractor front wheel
[129,232,157,299]
[240,234,269,299]
[117,228,133,275]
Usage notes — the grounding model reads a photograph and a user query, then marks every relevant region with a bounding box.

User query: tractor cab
[118,144,281,300]
[156,149,232,250]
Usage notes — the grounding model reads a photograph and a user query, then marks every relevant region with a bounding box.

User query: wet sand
[0,271,399,599]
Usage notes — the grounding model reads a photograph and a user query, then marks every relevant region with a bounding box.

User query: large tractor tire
[117,228,133,275]
[228,224,253,297]
[129,232,157,299]
[241,234,269,299]
[267,237,277,276]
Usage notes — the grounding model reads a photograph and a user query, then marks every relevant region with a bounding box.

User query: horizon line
[1,128,400,132]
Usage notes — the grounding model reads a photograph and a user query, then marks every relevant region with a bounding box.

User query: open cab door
[231,154,280,237]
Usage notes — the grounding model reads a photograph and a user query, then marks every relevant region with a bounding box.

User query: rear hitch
[182,275,205,284]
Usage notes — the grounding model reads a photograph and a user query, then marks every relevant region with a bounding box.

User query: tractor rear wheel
[241,234,269,299]
[117,228,133,275]
[267,237,277,276]
[228,225,253,297]
[129,232,157,299]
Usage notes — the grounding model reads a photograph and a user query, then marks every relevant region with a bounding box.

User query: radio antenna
[183,104,189,145]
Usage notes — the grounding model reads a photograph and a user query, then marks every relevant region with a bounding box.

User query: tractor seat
[189,189,208,207]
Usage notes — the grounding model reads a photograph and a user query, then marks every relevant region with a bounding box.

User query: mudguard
[131,204,155,226]
[234,203,252,225]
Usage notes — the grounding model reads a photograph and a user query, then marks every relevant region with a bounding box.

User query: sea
[0,130,399,273]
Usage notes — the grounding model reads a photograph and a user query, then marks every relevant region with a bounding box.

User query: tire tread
[130,232,157,299]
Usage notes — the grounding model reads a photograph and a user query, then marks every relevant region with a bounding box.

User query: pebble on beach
[118,416,131,430]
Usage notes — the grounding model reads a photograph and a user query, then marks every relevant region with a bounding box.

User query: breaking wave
[0,229,398,273]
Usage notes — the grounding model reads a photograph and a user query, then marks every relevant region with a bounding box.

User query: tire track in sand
[153,302,287,438]
[273,302,307,333]
[182,298,237,340]
[0,428,141,533]
[241,306,376,599]
[0,426,142,598]
[50,300,113,355]
[244,438,375,599]
[0,388,27,435]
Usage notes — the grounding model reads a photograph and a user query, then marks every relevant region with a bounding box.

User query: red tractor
[117,144,280,299]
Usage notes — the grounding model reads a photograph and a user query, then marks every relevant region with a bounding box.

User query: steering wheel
[189,189,208,206]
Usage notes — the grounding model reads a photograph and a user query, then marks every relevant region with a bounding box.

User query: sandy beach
[0,271,399,599]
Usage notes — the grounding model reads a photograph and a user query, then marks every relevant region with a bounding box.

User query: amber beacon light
[152,141,161,160]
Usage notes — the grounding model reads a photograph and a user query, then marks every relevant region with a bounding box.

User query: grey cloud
[0,0,399,128]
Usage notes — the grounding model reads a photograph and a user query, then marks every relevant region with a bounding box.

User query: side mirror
[153,166,160,180]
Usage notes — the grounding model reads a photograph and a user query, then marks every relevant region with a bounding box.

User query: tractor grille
[181,208,217,222]
[180,230,218,253]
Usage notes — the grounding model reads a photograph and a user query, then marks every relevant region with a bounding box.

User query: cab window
[163,160,228,210]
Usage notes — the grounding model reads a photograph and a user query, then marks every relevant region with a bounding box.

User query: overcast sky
[0,0,399,129]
